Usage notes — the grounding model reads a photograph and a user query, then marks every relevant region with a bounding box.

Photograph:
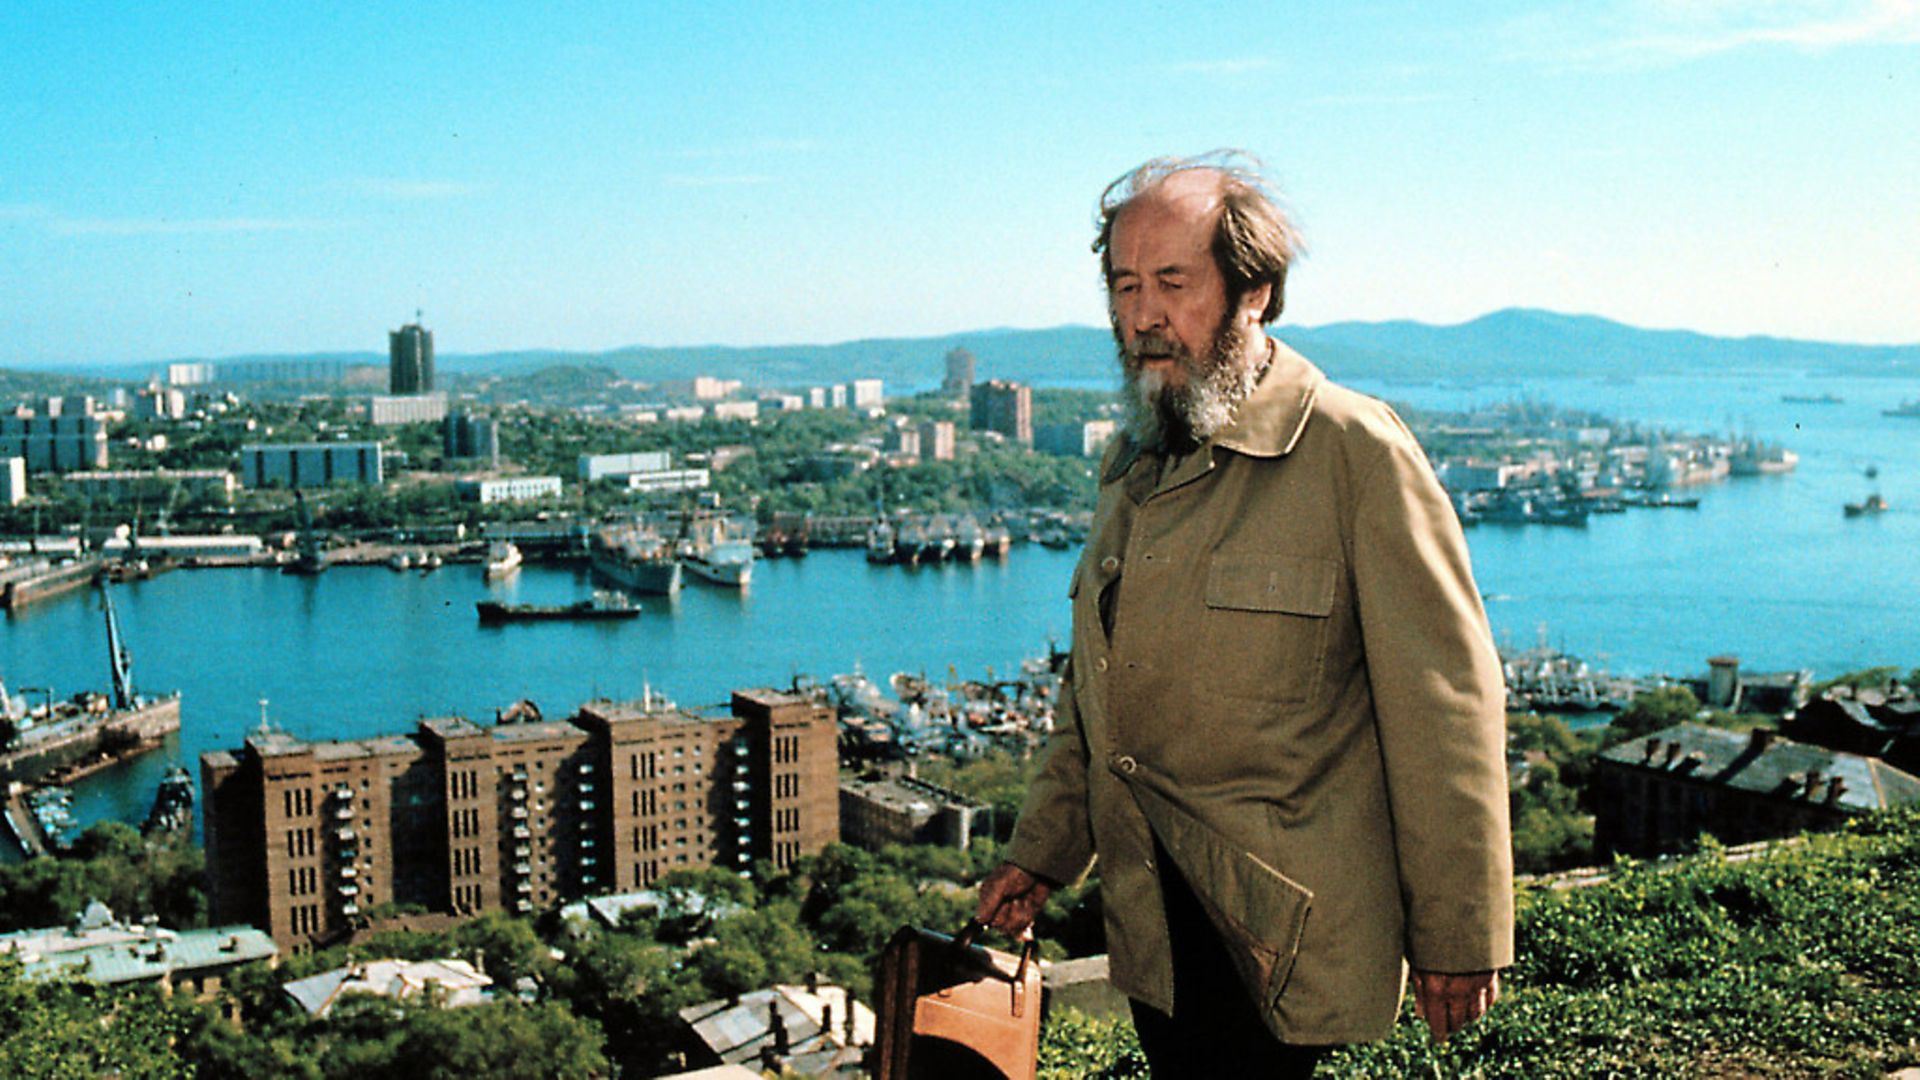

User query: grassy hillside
[1041,805,1920,1078]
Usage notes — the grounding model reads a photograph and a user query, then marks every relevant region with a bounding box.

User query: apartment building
[202,689,838,953]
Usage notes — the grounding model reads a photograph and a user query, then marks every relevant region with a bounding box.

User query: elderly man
[976,153,1513,1077]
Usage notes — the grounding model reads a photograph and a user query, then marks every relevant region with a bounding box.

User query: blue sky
[3,1,1916,366]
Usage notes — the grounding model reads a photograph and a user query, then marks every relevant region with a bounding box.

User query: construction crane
[100,581,136,711]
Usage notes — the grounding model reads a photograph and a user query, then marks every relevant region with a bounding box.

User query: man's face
[1107,180,1267,450]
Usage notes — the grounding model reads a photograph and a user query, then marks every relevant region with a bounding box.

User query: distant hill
[33,308,1920,389]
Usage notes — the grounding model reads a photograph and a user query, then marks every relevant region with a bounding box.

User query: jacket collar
[1210,337,1322,459]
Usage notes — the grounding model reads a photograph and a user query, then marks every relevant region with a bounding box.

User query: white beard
[1118,319,1261,453]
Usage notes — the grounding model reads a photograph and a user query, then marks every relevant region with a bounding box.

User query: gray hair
[1093,150,1304,324]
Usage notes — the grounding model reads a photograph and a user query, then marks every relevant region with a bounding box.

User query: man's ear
[1238,282,1273,324]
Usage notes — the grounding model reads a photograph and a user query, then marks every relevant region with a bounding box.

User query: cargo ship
[680,514,754,587]
[476,593,640,624]
[590,524,682,595]
[0,583,181,788]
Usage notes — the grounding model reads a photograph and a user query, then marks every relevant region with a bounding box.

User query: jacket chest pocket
[1194,554,1339,707]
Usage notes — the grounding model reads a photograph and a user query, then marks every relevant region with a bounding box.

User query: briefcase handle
[953,918,1038,985]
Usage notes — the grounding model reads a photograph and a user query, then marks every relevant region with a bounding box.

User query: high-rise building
[969,380,1033,447]
[942,348,976,399]
[240,442,383,488]
[919,420,956,462]
[201,689,839,953]
[445,413,501,466]
[389,320,435,394]
[0,414,109,472]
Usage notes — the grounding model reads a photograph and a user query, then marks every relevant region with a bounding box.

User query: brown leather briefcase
[872,920,1041,1080]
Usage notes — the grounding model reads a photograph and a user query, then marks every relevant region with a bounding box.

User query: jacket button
[1100,555,1120,572]
[1116,755,1137,773]
[1094,657,1109,672]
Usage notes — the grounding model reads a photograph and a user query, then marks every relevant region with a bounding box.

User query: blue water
[2,370,1918,846]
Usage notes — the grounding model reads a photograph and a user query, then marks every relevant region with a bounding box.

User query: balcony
[338,866,358,879]
[337,884,359,897]
[514,898,532,912]
[342,903,360,916]
[335,827,355,842]
[513,861,531,875]
[512,826,530,839]
[513,844,531,858]
[510,788,527,802]
[577,762,594,775]
[579,799,596,811]
[330,787,353,801]
[334,806,355,820]
[516,880,532,893]
[510,807,528,820]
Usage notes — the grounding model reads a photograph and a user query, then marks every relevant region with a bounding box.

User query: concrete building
[758,394,804,413]
[201,689,839,953]
[133,386,188,420]
[579,451,674,483]
[368,393,449,426]
[0,413,109,472]
[63,469,238,505]
[218,358,354,385]
[241,442,384,488]
[942,347,975,399]
[919,420,956,462]
[678,981,873,1076]
[885,426,921,459]
[839,774,992,851]
[0,900,276,998]
[166,362,214,387]
[1592,723,1920,857]
[851,379,884,409]
[456,475,563,504]
[970,380,1033,446]
[624,468,710,495]
[711,400,760,422]
[389,321,435,394]
[444,412,500,466]
[1,457,24,506]
[1035,419,1117,459]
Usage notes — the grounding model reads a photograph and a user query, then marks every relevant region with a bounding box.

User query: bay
[3,369,1918,847]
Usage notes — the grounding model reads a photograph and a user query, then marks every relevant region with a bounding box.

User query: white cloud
[665,138,818,160]
[50,216,335,236]
[662,174,773,188]
[345,178,486,200]
[1168,56,1278,76]
[1503,0,1920,67]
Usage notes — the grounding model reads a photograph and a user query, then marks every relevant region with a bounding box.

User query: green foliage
[1604,685,1704,746]
[0,823,207,932]
[1037,1007,1146,1078]
[0,955,197,1079]
[1812,665,1907,696]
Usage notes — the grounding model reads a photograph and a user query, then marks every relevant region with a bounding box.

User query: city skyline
[4,1,1918,368]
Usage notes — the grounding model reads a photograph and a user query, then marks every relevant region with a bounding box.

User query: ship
[1729,440,1799,476]
[1781,392,1842,405]
[1845,493,1888,517]
[0,555,103,610]
[483,541,523,579]
[1885,400,1920,419]
[476,592,640,624]
[142,765,194,835]
[680,515,754,587]
[282,490,329,576]
[0,583,183,788]
[590,524,682,595]
[953,515,987,562]
[865,519,897,564]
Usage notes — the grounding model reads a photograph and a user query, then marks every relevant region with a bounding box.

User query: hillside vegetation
[1041,805,1920,1079]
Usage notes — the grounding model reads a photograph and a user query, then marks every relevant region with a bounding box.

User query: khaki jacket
[1005,342,1513,1044]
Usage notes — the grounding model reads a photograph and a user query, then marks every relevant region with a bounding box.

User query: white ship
[483,541,523,579]
[681,516,753,587]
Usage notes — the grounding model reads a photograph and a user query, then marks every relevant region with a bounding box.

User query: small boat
[476,592,640,623]
[1884,400,1920,419]
[1845,494,1888,517]
[1781,393,1842,405]
[483,541,523,579]
[387,552,413,571]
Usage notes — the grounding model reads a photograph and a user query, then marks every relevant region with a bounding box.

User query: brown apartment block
[202,689,838,953]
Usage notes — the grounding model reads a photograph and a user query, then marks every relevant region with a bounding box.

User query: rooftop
[283,957,492,1017]
[1600,723,1920,812]
[0,904,276,986]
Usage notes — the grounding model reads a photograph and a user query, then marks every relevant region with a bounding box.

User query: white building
[579,450,674,482]
[1035,419,1118,458]
[367,392,450,426]
[1,457,24,506]
[663,405,706,423]
[133,386,188,420]
[457,475,563,504]
[710,400,759,422]
[241,442,384,488]
[851,379,884,409]
[624,467,710,494]
[166,362,214,387]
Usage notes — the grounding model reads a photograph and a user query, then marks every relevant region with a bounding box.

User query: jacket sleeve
[1003,659,1098,886]
[1350,411,1515,973]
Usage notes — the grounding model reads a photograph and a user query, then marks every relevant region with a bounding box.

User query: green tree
[1604,686,1703,746]
[0,956,196,1079]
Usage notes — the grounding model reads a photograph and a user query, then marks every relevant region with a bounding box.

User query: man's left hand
[1410,969,1499,1043]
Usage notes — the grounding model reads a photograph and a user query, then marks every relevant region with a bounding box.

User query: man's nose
[1130,290,1168,334]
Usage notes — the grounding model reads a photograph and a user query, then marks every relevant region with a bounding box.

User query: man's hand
[975,862,1054,937]
[1411,969,1499,1043]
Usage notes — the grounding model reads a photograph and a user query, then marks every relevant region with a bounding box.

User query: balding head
[1094,151,1303,324]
